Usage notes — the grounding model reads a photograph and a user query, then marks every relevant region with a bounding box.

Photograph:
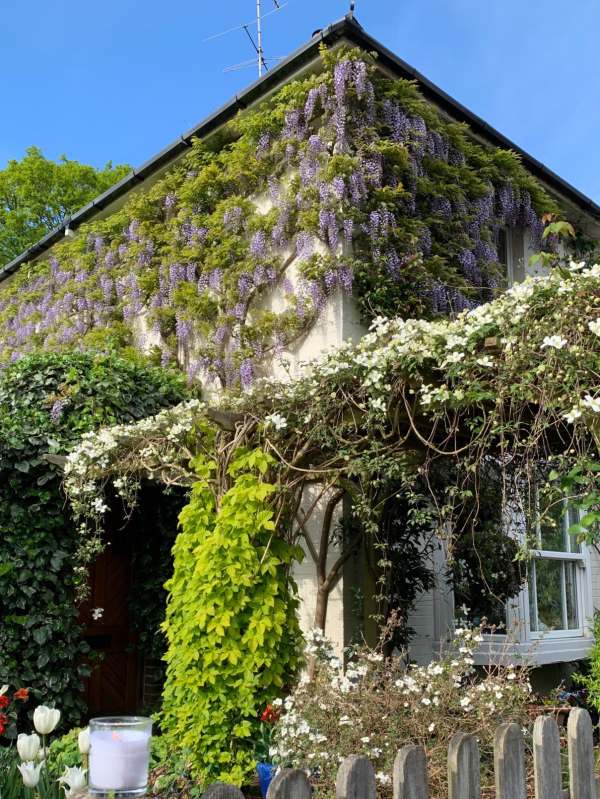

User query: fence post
[448,733,480,799]
[494,722,526,799]
[201,786,245,799]
[267,768,312,799]
[336,755,376,799]
[533,715,562,799]
[567,708,596,799]
[393,744,428,799]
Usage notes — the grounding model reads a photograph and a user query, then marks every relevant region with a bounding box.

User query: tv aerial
[203,1,288,78]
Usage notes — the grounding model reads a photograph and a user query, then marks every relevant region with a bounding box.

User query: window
[527,499,588,638]
[496,228,525,287]
[463,488,595,666]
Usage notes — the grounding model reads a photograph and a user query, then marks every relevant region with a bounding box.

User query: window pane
[497,228,508,266]
[540,501,567,551]
[534,559,563,631]
[565,562,580,629]
[567,505,581,553]
[528,565,538,631]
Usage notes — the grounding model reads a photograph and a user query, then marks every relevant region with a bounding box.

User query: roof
[3,13,599,283]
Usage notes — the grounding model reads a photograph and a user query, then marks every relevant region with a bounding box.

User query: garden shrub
[0,351,187,728]
[271,627,533,798]
[161,447,303,786]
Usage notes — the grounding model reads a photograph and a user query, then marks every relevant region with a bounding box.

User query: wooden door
[79,534,139,718]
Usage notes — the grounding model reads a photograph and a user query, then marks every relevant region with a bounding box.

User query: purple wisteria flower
[224,206,243,231]
[353,60,367,98]
[283,109,305,140]
[419,226,432,255]
[240,358,254,389]
[209,269,222,291]
[431,197,452,220]
[175,314,193,344]
[458,249,481,284]
[238,273,253,297]
[331,176,345,199]
[164,192,177,210]
[304,83,328,121]
[343,219,354,243]
[319,209,339,250]
[250,230,267,259]
[197,273,209,293]
[296,232,314,260]
[333,60,352,103]
[256,132,271,156]
[50,398,69,423]
[339,265,353,293]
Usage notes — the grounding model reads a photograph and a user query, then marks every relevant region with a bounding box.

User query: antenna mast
[256,0,264,76]
[205,1,286,76]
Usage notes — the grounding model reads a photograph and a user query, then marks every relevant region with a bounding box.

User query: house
[2,14,600,712]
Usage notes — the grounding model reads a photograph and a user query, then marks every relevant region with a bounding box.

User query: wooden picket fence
[201,709,600,799]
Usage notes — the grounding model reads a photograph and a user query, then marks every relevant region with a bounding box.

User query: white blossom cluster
[270,624,532,797]
[234,259,600,428]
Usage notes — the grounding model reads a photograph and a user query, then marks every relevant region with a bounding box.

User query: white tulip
[77,727,90,754]
[17,733,40,761]
[37,746,50,761]
[58,766,87,790]
[18,761,43,788]
[33,705,61,735]
[0,685,7,696]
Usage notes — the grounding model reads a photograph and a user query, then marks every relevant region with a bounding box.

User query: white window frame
[497,227,514,287]
[472,497,594,666]
[527,499,591,640]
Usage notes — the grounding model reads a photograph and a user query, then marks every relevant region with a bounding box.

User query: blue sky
[3,0,599,201]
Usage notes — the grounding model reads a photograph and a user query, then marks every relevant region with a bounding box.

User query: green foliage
[0,146,130,266]
[577,612,600,710]
[0,351,187,727]
[161,447,303,786]
[47,726,83,774]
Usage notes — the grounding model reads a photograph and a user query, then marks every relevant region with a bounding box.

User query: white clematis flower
[541,335,567,350]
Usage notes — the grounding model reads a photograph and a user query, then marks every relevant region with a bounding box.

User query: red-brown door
[79,534,139,718]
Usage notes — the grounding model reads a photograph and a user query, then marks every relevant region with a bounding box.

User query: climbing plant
[161,446,302,785]
[0,351,187,728]
[64,257,600,640]
[0,47,562,388]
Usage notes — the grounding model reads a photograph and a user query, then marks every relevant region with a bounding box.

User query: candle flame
[111,731,123,741]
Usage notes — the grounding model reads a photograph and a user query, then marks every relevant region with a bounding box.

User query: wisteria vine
[0,47,558,388]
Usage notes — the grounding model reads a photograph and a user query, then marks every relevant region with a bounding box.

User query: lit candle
[89,717,152,795]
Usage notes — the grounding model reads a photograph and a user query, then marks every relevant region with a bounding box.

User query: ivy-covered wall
[0,352,187,729]
[0,47,560,390]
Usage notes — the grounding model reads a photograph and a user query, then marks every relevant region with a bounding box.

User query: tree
[0,146,130,266]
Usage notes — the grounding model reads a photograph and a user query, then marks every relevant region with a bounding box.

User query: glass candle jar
[89,716,153,797]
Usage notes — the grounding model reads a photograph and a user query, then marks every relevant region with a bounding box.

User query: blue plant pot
[257,762,276,798]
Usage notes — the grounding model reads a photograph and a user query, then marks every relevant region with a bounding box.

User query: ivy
[161,447,302,785]
[0,351,188,729]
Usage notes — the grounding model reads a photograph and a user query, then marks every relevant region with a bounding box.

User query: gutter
[2,14,598,284]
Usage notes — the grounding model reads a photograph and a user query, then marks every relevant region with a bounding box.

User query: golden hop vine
[160,447,303,785]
